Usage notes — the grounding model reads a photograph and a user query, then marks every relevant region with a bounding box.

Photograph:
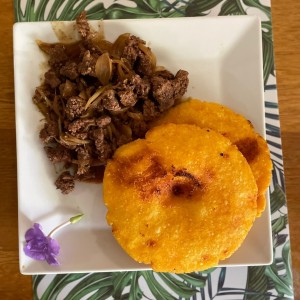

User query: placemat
[14,0,294,299]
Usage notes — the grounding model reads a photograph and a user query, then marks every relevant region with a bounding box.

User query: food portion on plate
[150,99,272,217]
[30,12,272,272]
[103,123,258,273]
[33,11,188,194]
[102,100,272,272]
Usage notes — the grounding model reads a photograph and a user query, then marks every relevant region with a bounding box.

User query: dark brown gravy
[79,165,106,183]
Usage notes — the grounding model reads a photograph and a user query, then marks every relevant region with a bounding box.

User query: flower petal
[25,223,45,241]
[48,237,60,255]
[23,244,46,261]
[45,253,60,266]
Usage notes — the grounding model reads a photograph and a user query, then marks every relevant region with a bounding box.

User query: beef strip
[151,69,189,112]
[78,50,97,76]
[154,69,175,79]
[122,35,144,65]
[59,80,78,99]
[55,171,75,194]
[39,121,59,143]
[60,61,79,80]
[90,128,112,161]
[48,44,69,69]
[101,90,122,111]
[33,86,52,104]
[44,70,61,88]
[44,145,72,163]
[135,50,154,76]
[65,96,86,120]
[173,70,189,99]
[96,115,111,127]
[67,117,95,141]
[151,76,174,111]
[118,89,137,107]
[68,118,96,134]
[76,11,91,39]
[129,75,150,98]
[76,146,92,175]
[122,35,154,76]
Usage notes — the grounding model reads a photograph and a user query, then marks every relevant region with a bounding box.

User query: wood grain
[272,2,300,298]
[0,1,33,299]
[0,0,299,298]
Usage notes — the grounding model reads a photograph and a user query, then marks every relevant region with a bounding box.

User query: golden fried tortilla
[103,124,258,273]
[151,99,272,217]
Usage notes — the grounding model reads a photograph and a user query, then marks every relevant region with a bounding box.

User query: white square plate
[14,16,272,275]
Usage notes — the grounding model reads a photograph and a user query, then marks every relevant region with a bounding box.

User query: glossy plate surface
[14,16,272,274]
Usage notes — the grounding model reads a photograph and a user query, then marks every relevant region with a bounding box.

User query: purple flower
[24,223,60,266]
[23,214,83,266]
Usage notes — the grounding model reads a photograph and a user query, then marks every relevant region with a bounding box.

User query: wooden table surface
[0,0,299,298]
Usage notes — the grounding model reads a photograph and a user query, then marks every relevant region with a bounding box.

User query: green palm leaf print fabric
[14,0,294,299]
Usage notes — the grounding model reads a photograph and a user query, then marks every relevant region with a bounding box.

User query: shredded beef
[143,99,159,121]
[33,87,51,104]
[68,118,95,133]
[173,70,189,99]
[44,70,61,88]
[34,11,189,193]
[76,11,91,39]
[39,121,59,143]
[91,128,104,149]
[118,89,137,107]
[48,44,69,68]
[76,146,91,175]
[101,90,122,111]
[136,51,154,76]
[122,36,154,76]
[78,50,97,76]
[151,69,189,112]
[65,96,86,120]
[129,75,150,98]
[151,76,175,112]
[55,171,75,194]
[77,146,91,161]
[59,80,77,99]
[91,128,112,160]
[96,115,111,127]
[154,69,175,80]
[44,145,71,163]
[122,35,144,65]
[60,62,79,80]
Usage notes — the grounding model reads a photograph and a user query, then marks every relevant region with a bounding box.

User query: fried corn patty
[151,99,272,217]
[103,124,258,273]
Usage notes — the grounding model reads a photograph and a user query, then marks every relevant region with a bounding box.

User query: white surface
[13,16,272,275]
